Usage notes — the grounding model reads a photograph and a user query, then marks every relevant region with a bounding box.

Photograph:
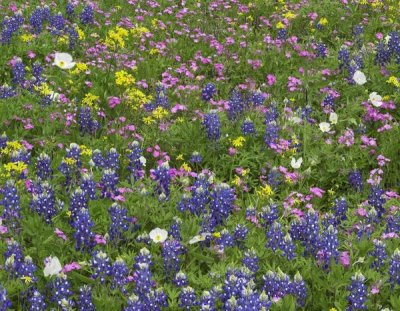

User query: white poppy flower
[189,233,210,244]
[43,256,62,277]
[139,156,147,166]
[329,112,338,124]
[368,92,382,107]
[53,52,76,69]
[290,157,303,169]
[49,91,60,102]
[353,70,367,85]
[149,228,168,243]
[319,122,331,133]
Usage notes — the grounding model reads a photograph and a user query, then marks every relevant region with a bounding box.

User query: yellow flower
[70,62,88,75]
[232,175,241,186]
[82,93,100,109]
[257,184,274,198]
[20,34,34,43]
[143,116,155,125]
[242,169,250,176]
[283,11,296,19]
[21,276,33,284]
[329,308,337,311]
[80,145,92,157]
[76,26,85,40]
[64,158,77,166]
[232,136,246,148]
[386,76,400,88]
[181,163,191,172]
[57,35,68,45]
[152,107,169,119]
[149,48,159,55]
[276,21,285,29]
[212,232,221,238]
[115,70,135,86]
[3,162,28,175]
[176,154,184,161]
[285,176,293,184]
[34,83,52,96]
[66,211,72,218]
[319,17,328,26]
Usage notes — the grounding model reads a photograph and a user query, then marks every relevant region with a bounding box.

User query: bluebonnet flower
[29,6,50,34]
[264,121,279,148]
[1,12,24,45]
[0,85,16,99]
[291,272,307,307]
[368,186,386,218]
[260,203,279,227]
[133,247,153,269]
[108,203,130,242]
[0,133,8,149]
[80,173,97,200]
[151,162,171,199]
[72,208,95,252]
[111,258,129,293]
[162,239,185,279]
[80,5,94,25]
[241,119,256,136]
[266,222,296,260]
[389,249,400,287]
[316,43,328,58]
[375,42,391,66]
[30,182,57,224]
[202,83,216,101]
[92,149,105,168]
[104,148,120,171]
[32,61,44,84]
[36,153,52,180]
[27,289,46,311]
[49,13,65,35]
[169,217,182,241]
[78,107,100,135]
[242,249,259,273]
[333,197,347,225]
[189,151,203,164]
[0,180,21,230]
[12,59,26,86]
[124,294,144,310]
[91,251,111,284]
[100,169,119,198]
[4,240,24,278]
[77,286,95,311]
[338,47,351,72]
[347,272,367,310]
[348,170,363,192]
[0,285,12,310]
[203,110,221,141]
[66,26,79,49]
[369,240,387,270]
[277,28,287,40]
[318,225,339,268]
[174,271,188,287]
[66,2,75,17]
[199,291,218,311]
[145,83,170,111]
[234,224,248,245]
[19,256,37,283]
[49,273,74,310]
[322,94,335,111]
[69,188,89,220]
[127,141,145,181]
[179,286,198,311]
[249,90,265,106]
[66,143,82,167]
[301,105,313,123]
[209,183,235,227]
[227,89,244,120]
[216,229,235,250]
[262,269,290,300]
[386,215,400,234]
[302,209,321,256]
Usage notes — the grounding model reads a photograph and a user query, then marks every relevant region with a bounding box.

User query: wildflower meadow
[0,0,399,310]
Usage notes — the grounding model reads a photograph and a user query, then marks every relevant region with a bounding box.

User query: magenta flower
[95,234,107,245]
[267,74,276,86]
[108,97,121,109]
[55,228,68,241]
[340,251,350,267]
[309,187,325,198]
[62,262,81,273]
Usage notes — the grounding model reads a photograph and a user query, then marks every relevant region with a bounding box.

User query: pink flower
[108,97,121,109]
[62,262,81,273]
[371,285,380,294]
[309,187,325,198]
[356,208,367,217]
[95,234,107,245]
[339,251,350,267]
[55,228,68,241]
[228,147,237,156]
[171,104,187,113]
[27,51,36,59]
[267,74,276,86]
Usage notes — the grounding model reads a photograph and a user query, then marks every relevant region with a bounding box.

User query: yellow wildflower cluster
[130,26,149,37]
[82,93,100,109]
[276,21,285,29]
[143,116,155,125]
[34,83,52,96]
[257,184,274,198]
[181,163,191,172]
[386,76,400,88]
[105,26,129,50]
[115,70,136,86]
[319,18,328,26]
[76,26,85,40]
[80,145,92,157]
[64,158,77,166]
[3,161,28,176]
[20,34,34,43]
[57,35,69,45]
[125,87,152,109]
[152,107,169,120]
[1,141,23,155]
[232,136,246,148]
[70,62,88,75]
[283,11,296,19]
